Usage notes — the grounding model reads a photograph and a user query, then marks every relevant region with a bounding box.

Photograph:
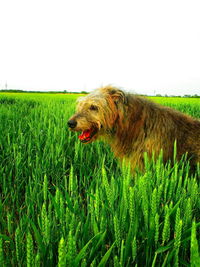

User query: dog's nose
[68,119,77,129]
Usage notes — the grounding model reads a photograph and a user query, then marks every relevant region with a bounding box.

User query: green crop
[0,92,199,266]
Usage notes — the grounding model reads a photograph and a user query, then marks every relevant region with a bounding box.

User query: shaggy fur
[68,86,200,170]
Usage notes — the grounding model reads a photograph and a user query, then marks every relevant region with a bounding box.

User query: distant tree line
[0,89,199,97]
[155,93,200,98]
[0,89,89,94]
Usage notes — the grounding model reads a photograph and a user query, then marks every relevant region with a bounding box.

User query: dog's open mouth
[78,128,98,143]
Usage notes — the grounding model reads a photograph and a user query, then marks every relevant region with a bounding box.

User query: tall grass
[0,93,199,266]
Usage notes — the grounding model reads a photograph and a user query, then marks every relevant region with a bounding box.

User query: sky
[0,0,200,96]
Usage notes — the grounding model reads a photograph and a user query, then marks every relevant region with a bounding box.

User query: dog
[68,86,200,171]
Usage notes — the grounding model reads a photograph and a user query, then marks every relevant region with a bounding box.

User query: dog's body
[68,86,200,170]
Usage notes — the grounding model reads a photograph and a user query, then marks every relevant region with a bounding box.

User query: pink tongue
[78,130,92,140]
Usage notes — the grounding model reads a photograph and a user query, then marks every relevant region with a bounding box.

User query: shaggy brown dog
[68,86,200,170]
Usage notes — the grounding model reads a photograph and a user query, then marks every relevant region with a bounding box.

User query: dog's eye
[89,105,98,111]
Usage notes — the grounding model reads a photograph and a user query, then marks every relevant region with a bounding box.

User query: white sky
[0,0,200,96]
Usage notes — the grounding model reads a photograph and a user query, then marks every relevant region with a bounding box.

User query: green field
[0,93,199,266]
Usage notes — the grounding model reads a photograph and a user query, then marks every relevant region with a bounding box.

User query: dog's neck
[104,97,146,157]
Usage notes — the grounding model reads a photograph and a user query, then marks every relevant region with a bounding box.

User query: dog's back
[146,99,200,163]
[110,93,200,169]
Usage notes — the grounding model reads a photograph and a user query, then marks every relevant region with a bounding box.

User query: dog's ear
[107,87,127,105]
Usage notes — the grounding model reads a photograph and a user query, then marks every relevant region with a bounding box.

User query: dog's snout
[68,119,77,129]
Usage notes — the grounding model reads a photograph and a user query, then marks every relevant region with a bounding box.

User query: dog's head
[68,86,127,143]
